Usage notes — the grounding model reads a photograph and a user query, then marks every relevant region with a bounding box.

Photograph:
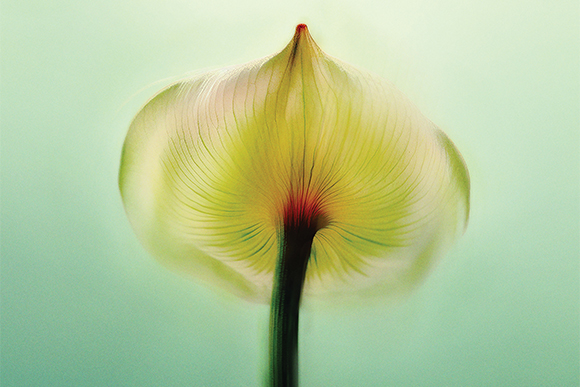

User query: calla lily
[120,24,469,386]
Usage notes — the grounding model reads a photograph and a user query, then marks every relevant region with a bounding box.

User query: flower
[119,24,469,304]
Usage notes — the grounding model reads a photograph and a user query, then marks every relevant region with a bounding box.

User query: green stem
[269,225,317,387]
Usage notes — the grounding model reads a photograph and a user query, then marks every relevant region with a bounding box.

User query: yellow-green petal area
[119,25,470,303]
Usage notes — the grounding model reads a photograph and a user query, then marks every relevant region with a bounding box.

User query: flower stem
[269,225,317,387]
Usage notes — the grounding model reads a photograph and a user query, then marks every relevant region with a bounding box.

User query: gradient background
[2,0,578,386]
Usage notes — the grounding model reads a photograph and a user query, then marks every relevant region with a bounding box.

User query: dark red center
[282,190,328,232]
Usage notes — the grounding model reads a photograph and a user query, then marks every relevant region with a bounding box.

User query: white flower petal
[119,25,469,302]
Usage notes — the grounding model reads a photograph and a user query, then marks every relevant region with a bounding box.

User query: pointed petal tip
[292,24,312,44]
[285,23,320,60]
[295,24,308,34]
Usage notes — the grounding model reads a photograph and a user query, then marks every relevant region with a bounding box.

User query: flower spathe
[119,24,470,303]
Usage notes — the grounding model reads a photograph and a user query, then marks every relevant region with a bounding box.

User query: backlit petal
[119,25,469,302]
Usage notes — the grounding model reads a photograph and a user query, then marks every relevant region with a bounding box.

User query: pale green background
[1,0,578,386]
